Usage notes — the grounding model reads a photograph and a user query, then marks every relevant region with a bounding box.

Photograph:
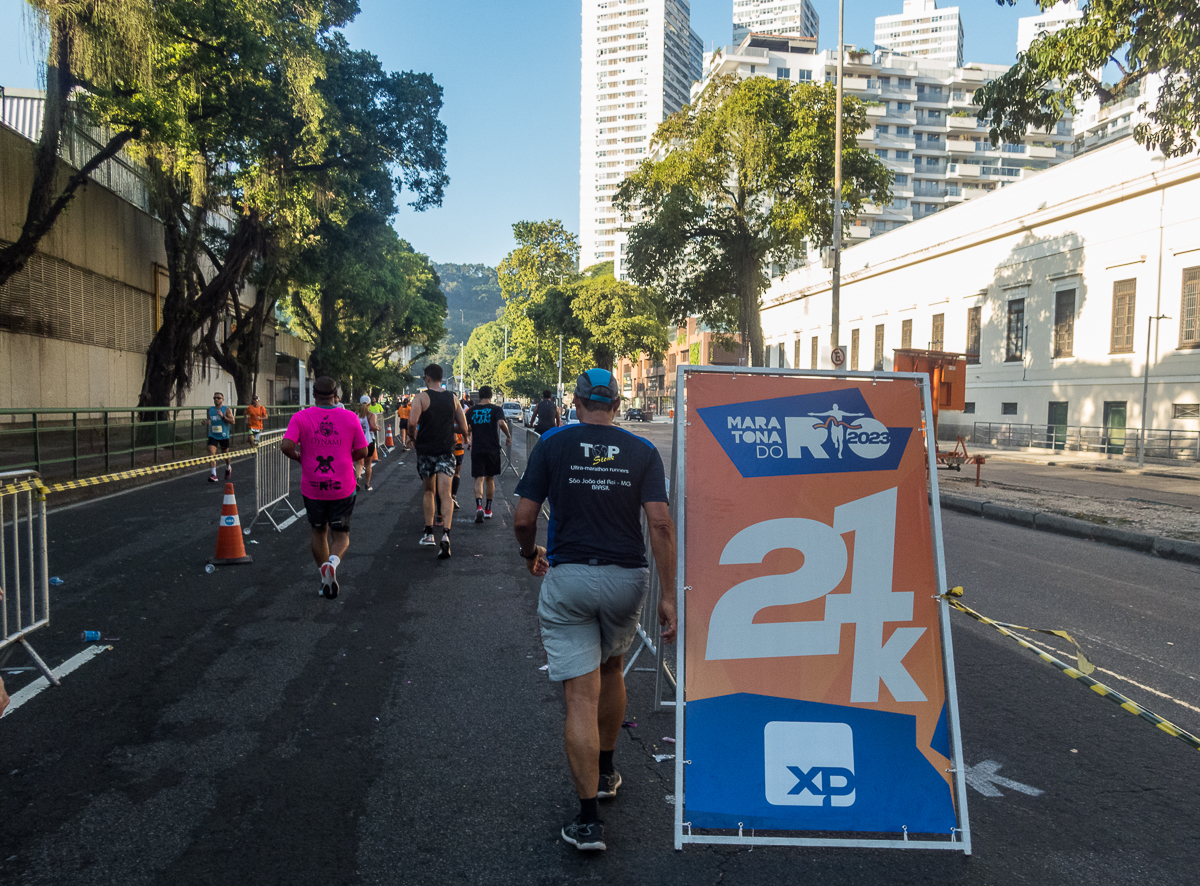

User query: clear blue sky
[0,0,1040,267]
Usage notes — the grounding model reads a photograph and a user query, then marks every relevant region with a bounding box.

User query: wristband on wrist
[519,546,539,560]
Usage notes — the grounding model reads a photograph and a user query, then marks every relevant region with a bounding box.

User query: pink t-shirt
[284,406,368,500]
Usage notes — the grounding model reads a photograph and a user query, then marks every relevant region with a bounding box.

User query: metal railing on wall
[972,421,1200,461]
[0,405,301,480]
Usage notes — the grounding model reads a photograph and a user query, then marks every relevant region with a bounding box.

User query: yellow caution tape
[0,446,258,499]
[943,586,1200,753]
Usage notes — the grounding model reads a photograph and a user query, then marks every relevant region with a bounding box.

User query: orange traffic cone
[210,483,253,565]
[385,425,395,447]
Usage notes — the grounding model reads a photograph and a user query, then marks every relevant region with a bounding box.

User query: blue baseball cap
[575,368,616,403]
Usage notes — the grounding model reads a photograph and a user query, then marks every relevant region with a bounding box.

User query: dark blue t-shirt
[515,423,668,568]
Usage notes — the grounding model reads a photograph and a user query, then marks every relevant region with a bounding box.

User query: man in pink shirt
[281,376,368,599]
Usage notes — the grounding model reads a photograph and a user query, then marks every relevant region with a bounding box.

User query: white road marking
[1,645,111,717]
[1014,631,1200,716]
[964,760,1043,798]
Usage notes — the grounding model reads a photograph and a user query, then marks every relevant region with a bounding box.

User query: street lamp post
[503,325,509,359]
[830,0,845,361]
[557,334,564,406]
[1139,313,1170,467]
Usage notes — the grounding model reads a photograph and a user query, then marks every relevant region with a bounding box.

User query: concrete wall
[759,136,1200,441]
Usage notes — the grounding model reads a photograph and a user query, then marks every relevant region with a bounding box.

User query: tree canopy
[977,1,1200,157]
[615,74,891,365]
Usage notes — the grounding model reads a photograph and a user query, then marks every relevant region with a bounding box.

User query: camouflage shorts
[416,451,456,479]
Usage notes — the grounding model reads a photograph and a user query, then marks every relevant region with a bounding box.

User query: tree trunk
[737,241,765,367]
[0,30,137,287]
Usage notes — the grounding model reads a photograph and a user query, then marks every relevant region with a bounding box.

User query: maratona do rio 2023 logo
[697,389,912,478]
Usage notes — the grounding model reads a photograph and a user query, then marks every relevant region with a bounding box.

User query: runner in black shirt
[513,369,677,852]
[409,364,470,558]
[467,385,511,523]
[532,389,560,434]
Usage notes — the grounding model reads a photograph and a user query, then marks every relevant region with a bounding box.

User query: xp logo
[764,721,856,807]
[698,389,912,478]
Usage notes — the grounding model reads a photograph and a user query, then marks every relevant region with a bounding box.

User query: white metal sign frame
[671,365,971,853]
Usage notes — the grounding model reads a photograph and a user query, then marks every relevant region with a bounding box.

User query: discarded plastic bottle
[49,577,64,586]
[205,564,216,574]
[81,631,101,642]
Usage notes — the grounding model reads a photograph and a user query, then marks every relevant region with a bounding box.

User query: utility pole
[503,324,509,359]
[1139,314,1170,467]
[557,334,564,406]
[830,0,845,362]
[460,342,465,394]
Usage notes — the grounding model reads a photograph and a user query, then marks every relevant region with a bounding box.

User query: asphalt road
[2,425,1198,884]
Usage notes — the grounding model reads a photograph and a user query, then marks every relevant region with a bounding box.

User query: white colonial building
[758,136,1200,452]
[579,0,702,276]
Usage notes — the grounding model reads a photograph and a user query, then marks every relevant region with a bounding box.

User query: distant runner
[467,385,512,523]
[204,391,235,482]
[281,377,368,599]
[532,389,560,435]
[356,394,379,491]
[245,395,268,444]
[398,397,412,450]
[409,364,470,559]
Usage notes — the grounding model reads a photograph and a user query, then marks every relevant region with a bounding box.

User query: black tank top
[416,389,457,455]
[533,399,557,433]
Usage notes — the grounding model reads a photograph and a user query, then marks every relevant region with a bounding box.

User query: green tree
[977,1,1200,157]
[496,220,579,304]
[0,0,155,287]
[530,277,668,372]
[615,74,891,366]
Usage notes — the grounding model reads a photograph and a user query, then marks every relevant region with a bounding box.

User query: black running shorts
[471,450,502,478]
[303,494,356,532]
[207,437,230,452]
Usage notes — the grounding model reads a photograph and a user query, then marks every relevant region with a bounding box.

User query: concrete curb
[940,494,1200,565]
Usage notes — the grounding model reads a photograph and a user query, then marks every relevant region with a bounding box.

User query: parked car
[564,407,580,425]
[624,407,652,422]
[501,402,522,423]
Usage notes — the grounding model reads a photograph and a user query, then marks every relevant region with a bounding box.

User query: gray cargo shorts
[537,563,649,681]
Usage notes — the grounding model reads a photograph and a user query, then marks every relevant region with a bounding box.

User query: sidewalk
[967,443,1200,481]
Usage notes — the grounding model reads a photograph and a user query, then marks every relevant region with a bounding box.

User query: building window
[874,324,885,370]
[1001,402,1018,416]
[875,149,888,158]
[777,67,791,79]
[1110,279,1136,353]
[850,328,860,370]
[899,77,912,88]
[894,173,908,184]
[1006,298,1025,361]
[1054,288,1075,357]
[794,338,802,370]
[896,125,910,136]
[797,70,812,81]
[931,313,944,350]
[876,125,889,136]
[778,342,787,368]
[811,335,818,370]
[966,306,981,362]
[901,318,913,350]
[1180,267,1200,348]
[897,101,911,111]
[963,402,976,414]
[895,150,910,160]
[1174,403,1200,419]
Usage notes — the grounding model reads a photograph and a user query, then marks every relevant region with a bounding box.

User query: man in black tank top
[408,364,470,558]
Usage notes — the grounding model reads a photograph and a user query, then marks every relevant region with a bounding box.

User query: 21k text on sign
[678,370,968,847]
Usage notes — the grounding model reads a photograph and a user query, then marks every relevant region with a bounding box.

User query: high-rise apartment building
[693,37,1074,247]
[579,0,702,277]
[874,0,963,68]
[732,0,818,43]
[1016,0,1082,54]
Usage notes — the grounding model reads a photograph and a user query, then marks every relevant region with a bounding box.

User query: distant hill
[428,262,503,372]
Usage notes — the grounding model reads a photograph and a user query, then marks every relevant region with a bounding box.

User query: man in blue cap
[513,368,677,852]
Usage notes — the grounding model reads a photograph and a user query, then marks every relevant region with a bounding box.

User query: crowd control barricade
[671,366,970,854]
[247,430,303,533]
[0,470,58,686]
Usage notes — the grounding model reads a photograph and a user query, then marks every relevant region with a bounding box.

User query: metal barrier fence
[0,405,301,480]
[0,470,58,687]
[972,421,1200,461]
[247,430,303,533]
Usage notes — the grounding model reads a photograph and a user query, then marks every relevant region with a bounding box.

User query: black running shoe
[597,770,622,799]
[475,508,484,524]
[561,816,605,851]
[438,535,451,559]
